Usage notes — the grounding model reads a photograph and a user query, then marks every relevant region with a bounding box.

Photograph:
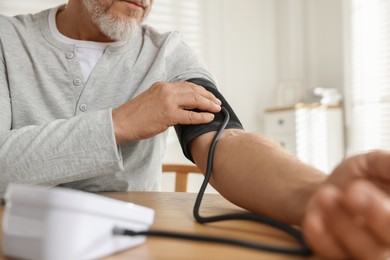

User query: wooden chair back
[162,164,202,192]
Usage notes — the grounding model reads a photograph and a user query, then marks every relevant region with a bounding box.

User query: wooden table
[0,192,318,260]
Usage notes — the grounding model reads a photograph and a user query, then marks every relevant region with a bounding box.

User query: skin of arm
[191,129,390,258]
[109,79,327,225]
[190,128,327,225]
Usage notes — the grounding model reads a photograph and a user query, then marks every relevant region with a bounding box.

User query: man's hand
[112,81,221,144]
[303,151,390,259]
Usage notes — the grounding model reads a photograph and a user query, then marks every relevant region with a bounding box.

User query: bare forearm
[191,129,326,225]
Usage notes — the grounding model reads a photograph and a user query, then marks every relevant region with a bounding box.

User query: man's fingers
[343,181,390,246]
[174,110,215,125]
[319,185,390,260]
[303,192,348,259]
[176,83,221,113]
[153,81,221,113]
[356,151,390,181]
[178,92,221,112]
[187,82,222,106]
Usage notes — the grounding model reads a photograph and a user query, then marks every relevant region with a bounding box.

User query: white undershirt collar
[48,6,126,81]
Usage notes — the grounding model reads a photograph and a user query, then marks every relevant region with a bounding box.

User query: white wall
[276,0,344,98]
[201,0,344,132]
[305,0,344,91]
[204,0,278,132]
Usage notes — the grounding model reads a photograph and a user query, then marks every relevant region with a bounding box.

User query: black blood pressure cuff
[174,78,244,163]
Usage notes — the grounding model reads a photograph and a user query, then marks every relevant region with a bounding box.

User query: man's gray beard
[82,0,140,41]
[97,15,139,41]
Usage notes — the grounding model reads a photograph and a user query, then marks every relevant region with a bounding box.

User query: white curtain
[145,0,204,58]
[345,0,390,154]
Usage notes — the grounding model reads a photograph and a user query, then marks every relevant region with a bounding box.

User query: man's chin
[112,27,139,41]
[97,17,140,41]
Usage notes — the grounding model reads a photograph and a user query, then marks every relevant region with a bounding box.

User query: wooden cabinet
[264,103,345,173]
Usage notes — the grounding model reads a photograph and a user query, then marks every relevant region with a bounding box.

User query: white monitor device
[2,184,154,260]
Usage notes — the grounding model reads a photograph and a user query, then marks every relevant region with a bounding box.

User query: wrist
[295,174,327,225]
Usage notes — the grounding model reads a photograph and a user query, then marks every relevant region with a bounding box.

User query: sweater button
[66,52,75,59]
[73,78,82,86]
[79,104,88,112]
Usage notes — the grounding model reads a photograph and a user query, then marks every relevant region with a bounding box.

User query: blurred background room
[1,0,389,192]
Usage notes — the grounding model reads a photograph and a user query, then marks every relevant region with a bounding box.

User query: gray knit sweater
[0,7,214,196]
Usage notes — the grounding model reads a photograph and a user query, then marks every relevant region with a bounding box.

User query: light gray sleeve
[0,54,124,196]
[165,32,216,84]
[0,108,124,196]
